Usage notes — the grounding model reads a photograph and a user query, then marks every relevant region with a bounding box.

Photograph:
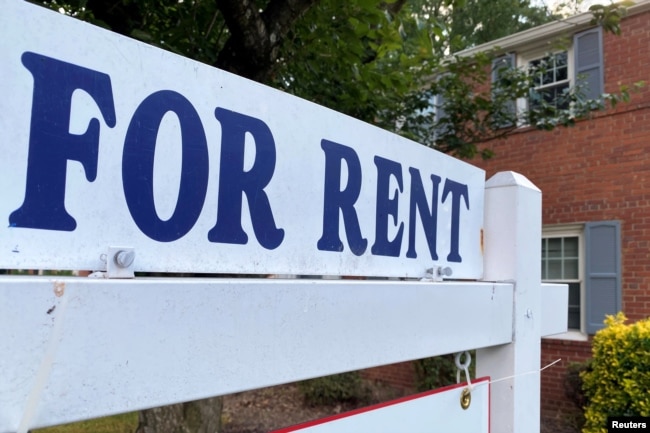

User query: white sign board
[272,378,490,433]
[0,0,485,278]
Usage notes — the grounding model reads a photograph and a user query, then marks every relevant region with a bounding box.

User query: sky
[535,0,600,14]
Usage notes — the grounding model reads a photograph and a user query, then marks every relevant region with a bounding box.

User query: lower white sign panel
[272,378,490,433]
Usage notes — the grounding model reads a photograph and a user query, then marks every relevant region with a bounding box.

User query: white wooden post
[477,171,542,433]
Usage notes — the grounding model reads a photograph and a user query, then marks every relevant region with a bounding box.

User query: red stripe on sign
[271,376,491,432]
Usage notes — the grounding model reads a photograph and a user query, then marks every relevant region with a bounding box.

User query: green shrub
[299,371,366,407]
[565,361,591,410]
[415,353,469,392]
[581,313,650,433]
[564,361,592,431]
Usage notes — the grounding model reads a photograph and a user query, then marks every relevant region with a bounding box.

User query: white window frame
[541,224,588,341]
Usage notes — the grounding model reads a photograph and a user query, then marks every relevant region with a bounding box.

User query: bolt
[114,250,135,268]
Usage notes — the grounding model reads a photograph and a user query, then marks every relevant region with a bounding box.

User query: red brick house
[365,1,650,427]
[471,0,650,424]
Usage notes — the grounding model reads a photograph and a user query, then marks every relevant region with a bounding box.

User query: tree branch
[383,0,408,17]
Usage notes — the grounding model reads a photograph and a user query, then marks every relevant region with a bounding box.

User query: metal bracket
[421,266,453,282]
[105,247,135,279]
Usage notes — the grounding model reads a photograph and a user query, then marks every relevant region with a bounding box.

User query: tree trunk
[135,397,223,433]
[215,0,318,82]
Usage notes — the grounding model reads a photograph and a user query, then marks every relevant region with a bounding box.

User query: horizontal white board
[0,0,484,278]
[0,276,511,431]
[272,378,490,433]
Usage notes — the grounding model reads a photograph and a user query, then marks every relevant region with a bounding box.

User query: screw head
[114,250,135,268]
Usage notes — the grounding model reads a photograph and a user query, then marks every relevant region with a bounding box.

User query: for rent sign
[0,0,485,278]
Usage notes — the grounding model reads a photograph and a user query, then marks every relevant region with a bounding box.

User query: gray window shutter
[491,53,516,127]
[585,221,621,334]
[574,27,604,100]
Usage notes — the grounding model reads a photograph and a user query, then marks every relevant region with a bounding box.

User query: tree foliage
[34,0,568,158]
[449,0,560,51]
[271,0,440,125]
[589,0,636,35]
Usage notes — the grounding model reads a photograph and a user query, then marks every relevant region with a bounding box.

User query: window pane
[551,84,570,110]
[568,282,581,330]
[565,258,579,279]
[568,307,581,330]
[568,282,581,305]
[564,237,579,257]
[547,238,562,258]
[548,259,562,279]
[542,235,580,279]
[556,64,568,82]
[542,87,558,104]
[542,69,554,86]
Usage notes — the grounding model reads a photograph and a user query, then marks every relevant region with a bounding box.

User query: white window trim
[541,223,588,340]
[544,329,589,342]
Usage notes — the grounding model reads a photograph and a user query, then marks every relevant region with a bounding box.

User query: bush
[415,353,470,392]
[299,371,366,407]
[581,313,650,433]
[564,361,592,431]
[565,361,591,410]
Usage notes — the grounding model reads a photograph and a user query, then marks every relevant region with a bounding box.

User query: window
[542,221,621,337]
[430,90,456,141]
[542,230,582,330]
[446,28,604,130]
[491,53,516,127]
[510,26,604,118]
[529,51,570,110]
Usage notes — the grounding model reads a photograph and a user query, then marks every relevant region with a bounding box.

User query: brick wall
[360,361,417,391]
[470,9,650,421]
[540,339,592,420]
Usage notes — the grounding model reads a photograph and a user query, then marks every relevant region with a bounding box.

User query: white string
[456,358,562,392]
[487,358,562,386]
